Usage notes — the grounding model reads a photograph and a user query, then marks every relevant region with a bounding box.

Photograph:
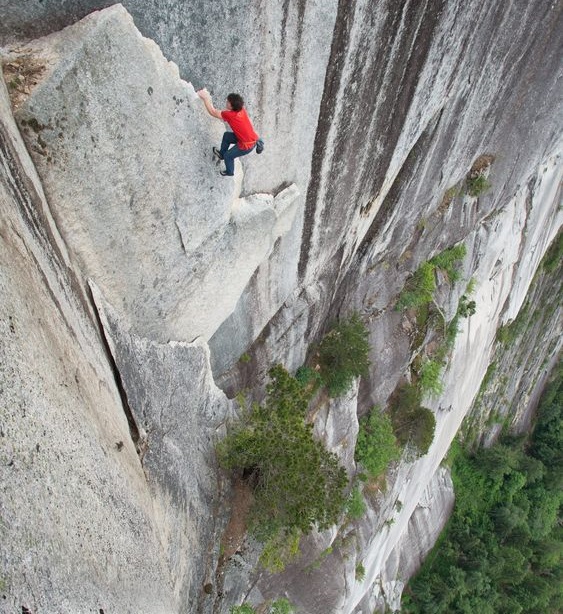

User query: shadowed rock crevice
[89,282,142,452]
[298,0,357,280]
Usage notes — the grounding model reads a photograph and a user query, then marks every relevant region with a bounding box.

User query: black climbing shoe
[212,147,223,160]
[220,170,233,176]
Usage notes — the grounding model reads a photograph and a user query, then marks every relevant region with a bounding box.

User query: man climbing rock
[197,88,259,176]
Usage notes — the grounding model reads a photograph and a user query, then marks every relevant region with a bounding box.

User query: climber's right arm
[197,89,223,120]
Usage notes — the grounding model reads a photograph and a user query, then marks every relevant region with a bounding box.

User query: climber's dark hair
[227,93,244,111]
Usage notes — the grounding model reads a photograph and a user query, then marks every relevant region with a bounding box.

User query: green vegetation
[457,293,476,318]
[418,358,444,398]
[230,600,295,614]
[394,246,473,406]
[440,184,462,211]
[355,562,366,582]
[465,276,477,295]
[496,302,531,345]
[403,364,563,613]
[389,383,436,455]
[316,313,370,397]
[217,365,347,537]
[396,244,467,311]
[466,173,491,197]
[270,598,295,614]
[541,230,562,273]
[429,244,467,283]
[395,261,436,311]
[498,230,561,346]
[294,365,322,394]
[259,527,301,573]
[345,486,367,520]
[355,409,402,477]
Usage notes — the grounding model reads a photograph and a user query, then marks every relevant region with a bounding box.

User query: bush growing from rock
[270,598,295,614]
[418,358,444,398]
[389,383,436,455]
[396,244,467,311]
[466,172,491,197]
[217,365,348,536]
[355,409,402,478]
[355,562,366,581]
[345,486,367,520]
[259,526,301,573]
[316,313,370,397]
[395,262,436,311]
[294,365,322,395]
[428,244,467,283]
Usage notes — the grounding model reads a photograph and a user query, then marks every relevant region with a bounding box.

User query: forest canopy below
[403,361,562,614]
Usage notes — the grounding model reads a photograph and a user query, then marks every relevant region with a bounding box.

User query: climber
[197,88,260,176]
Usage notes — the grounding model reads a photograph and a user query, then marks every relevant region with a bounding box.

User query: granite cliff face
[0,2,561,613]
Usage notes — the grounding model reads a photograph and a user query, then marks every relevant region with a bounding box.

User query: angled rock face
[1,2,562,614]
[5,5,299,344]
[92,285,235,612]
[0,74,176,613]
[353,467,455,613]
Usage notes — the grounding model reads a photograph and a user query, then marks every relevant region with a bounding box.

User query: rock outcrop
[4,6,299,344]
[1,2,561,613]
[0,70,176,613]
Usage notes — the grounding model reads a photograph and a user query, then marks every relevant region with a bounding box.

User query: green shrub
[317,313,370,397]
[345,486,367,520]
[541,230,562,273]
[355,409,402,477]
[230,606,256,614]
[396,245,467,312]
[418,358,444,398]
[457,294,476,318]
[466,173,491,197]
[434,291,475,361]
[442,315,460,354]
[217,365,348,535]
[465,277,477,295]
[294,365,322,395]
[390,383,436,455]
[270,598,295,614]
[429,244,467,283]
[355,562,366,582]
[259,527,301,573]
[396,261,436,311]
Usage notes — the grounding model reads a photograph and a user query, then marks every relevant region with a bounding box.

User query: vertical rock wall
[0,72,177,613]
[1,1,562,613]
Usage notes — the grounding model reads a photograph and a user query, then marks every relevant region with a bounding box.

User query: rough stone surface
[353,467,455,614]
[313,382,360,478]
[0,2,562,613]
[4,5,299,344]
[0,73,175,613]
[92,284,235,613]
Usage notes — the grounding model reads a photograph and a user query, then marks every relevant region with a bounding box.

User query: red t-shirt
[221,108,258,150]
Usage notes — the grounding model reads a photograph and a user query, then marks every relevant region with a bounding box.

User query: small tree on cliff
[389,382,436,456]
[355,408,402,478]
[316,313,371,397]
[217,365,348,536]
